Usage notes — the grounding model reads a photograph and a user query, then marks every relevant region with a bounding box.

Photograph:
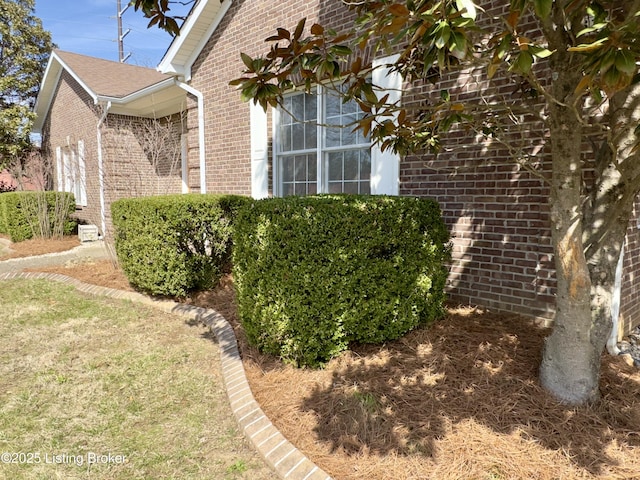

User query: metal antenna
[117,0,131,63]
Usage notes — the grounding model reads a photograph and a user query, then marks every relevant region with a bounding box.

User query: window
[56,140,87,206]
[275,86,371,196]
[250,55,401,199]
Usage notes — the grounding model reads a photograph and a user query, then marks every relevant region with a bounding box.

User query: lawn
[0,279,277,480]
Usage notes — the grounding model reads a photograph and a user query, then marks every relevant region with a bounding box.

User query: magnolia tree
[0,0,52,171]
[141,0,640,405]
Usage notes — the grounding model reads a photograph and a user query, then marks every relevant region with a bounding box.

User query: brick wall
[41,72,185,237]
[99,113,184,236]
[188,0,359,195]
[186,0,640,334]
[41,70,101,229]
[620,199,640,336]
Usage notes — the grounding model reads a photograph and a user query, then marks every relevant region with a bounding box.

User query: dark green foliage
[111,194,250,297]
[0,191,76,241]
[233,195,451,367]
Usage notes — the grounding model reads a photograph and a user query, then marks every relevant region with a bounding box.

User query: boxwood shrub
[111,194,249,297]
[0,191,76,242]
[233,195,451,367]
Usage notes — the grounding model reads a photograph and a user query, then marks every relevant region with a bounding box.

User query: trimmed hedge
[111,194,249,297]
[0,191,76,242]
[233,195,451,367]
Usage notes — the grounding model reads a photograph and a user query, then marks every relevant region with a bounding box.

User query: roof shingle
[55,49,171,98]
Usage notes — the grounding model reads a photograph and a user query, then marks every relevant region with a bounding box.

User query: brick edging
[0,271,333,480]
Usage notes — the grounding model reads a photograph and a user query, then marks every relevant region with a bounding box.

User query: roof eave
[97,77,179,104]
[32,51,99,134]
[158,0,232,81]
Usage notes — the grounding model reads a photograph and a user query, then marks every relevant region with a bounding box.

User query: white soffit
[158,0,232,80]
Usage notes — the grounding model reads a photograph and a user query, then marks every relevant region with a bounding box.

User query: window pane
[294,155,307,181]
[328,152,343,181]
[307,156,317,182]
[341,114,358,145]
[305,93,317,121]
[295,183,307,196]
[360,150,371,180]
[360,181,371,194]
[326,91,341,117]
[343,182,359,194]
[305,122,317,149]
[344,150,359,180]
[279,125,292,152]
[282,156,294,182]
[291,94,304,121]
[328,181,342,193]
[343,97,358,114]
[282,96,292,123]
[282,183,294,197]
[292,123,304,151]
[326,125,340,147]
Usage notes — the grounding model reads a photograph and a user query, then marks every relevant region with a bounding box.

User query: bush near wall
[233,195,451,367]
[112,194,249,297]
[0,191,76,242]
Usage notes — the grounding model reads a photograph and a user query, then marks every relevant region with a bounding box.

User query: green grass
[0,279,277,480]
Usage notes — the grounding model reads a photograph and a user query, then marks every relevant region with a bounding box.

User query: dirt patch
[17,244,640,479]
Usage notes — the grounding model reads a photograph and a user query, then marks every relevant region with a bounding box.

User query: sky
[34,0,192,67]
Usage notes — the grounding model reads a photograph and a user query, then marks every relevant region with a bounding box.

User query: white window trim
[273,84,372,197]
[76,140,87,206]
[56,140,87,207]
[270,54,401,197]
[370,54,401,196]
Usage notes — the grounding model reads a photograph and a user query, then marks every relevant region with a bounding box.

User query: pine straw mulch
[9,251,640,480]
[0,234,80,259]
[189,277,640,480]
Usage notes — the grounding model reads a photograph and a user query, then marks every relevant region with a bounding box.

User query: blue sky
[34,0,192,67]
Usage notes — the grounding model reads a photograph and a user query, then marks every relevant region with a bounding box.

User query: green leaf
[533,0,552,19]
[240,52,255,71]
[449,32,468,59]
[509,51,534,74]
[330,45,352,56]
[455,0,477,19]
[435,22,451,49]
[529,46,554,59]
[568,38,608,53]
[615,49,637,75]
[576,23,608,37]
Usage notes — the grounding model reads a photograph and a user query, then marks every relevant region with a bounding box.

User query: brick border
[0,271,333,480]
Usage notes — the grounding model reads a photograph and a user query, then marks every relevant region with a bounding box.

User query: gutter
[96,77,178,105]
[96,101,112,237]
[607,245,625,355]
[176,81,206,193]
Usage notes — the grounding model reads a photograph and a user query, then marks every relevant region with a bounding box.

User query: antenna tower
[116,0,131,63]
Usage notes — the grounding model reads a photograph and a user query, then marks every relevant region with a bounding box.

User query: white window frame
[55,140,87,207]
[270,54,401,197]
[273,84,372,197]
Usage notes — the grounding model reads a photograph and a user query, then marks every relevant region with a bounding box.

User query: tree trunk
[539,92,601,404]
[583,144,632,363]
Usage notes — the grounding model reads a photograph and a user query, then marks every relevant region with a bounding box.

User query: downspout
[176,81,206,193]
[96,101,111,237]
[607,245,625,355]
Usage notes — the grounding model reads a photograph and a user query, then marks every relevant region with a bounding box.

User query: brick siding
[41,72,184,237]
[184,0,640,334]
